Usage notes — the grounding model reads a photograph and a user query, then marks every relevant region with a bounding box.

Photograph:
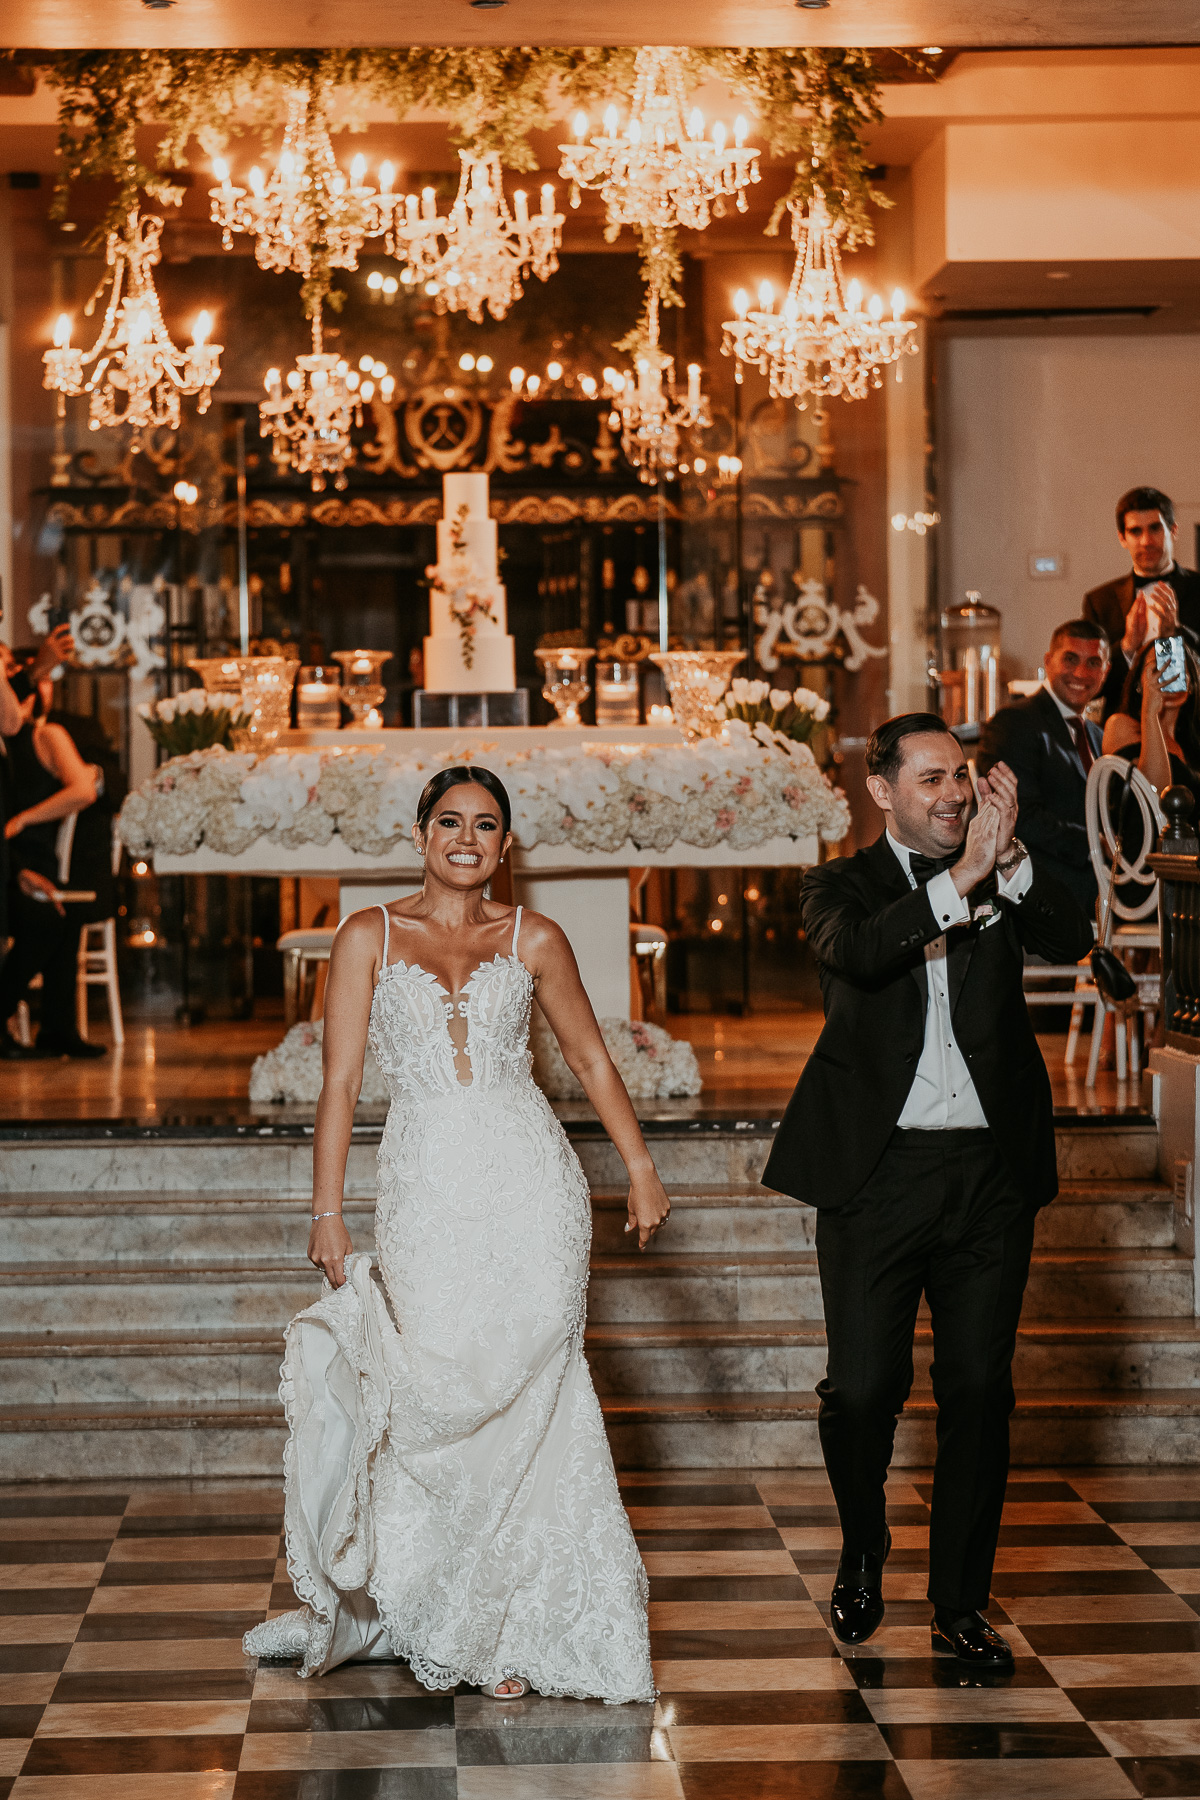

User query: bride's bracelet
[311,1211,341,1221]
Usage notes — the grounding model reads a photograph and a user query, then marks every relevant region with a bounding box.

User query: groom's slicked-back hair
[866,712,957,784]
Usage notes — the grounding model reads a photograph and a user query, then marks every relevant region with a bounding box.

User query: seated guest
[1084,486,1200,716]
[0,670,102,1059]
[1102,638,1200,813]
[978,620,1108,913]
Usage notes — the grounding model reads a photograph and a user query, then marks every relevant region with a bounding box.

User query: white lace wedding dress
[243,904,654,1703]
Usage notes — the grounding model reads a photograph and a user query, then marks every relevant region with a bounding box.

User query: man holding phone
[1084,486,1200,717]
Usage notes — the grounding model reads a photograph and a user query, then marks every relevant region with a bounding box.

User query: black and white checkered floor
[2,1466,1199,1799]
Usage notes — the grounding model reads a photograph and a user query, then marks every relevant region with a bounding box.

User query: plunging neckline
[376,949,531,1090]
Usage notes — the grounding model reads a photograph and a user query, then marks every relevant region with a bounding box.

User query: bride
[244,764,668,1704]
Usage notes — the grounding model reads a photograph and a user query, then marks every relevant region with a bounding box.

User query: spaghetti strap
[377,902,391,968]
[511,904,523,959]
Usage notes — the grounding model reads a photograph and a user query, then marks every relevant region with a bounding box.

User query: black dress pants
[0,887,78,1042]
[814,1127,1036,1615]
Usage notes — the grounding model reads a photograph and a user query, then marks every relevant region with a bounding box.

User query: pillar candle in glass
[595,660,641,727]
[295,666,343,730]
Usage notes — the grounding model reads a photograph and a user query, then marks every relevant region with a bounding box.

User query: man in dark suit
[763,715,1092,1670]
[1084,485,1200,716]
[977,619,1108,916]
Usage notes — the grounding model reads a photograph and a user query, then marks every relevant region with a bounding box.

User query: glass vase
[232,656,292,751]
[535,647,595,727]
[649,650,745,739]
[333,650,393,727]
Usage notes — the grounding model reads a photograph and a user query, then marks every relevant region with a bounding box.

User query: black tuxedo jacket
[1084,567,1200,715]
[761,836,1094,1212]
[977,688,1101,913]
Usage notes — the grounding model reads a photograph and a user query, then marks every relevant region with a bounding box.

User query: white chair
[279,926,337,1026]
[73,817,124,1048]
[1081,754,1165,1083]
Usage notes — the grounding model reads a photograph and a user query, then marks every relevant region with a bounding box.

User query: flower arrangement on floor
[136,688,252,757]
[250,1014,701,1104]
[117,733,850,862]
[531,1014,702,1101]
[720,677,831,746]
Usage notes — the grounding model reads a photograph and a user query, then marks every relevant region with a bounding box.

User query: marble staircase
[0,1117,1195,1475]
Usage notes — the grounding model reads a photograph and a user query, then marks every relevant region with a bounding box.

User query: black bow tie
[908,848,964,884]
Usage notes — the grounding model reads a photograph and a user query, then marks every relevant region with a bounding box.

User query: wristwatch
[995,838,1028,877]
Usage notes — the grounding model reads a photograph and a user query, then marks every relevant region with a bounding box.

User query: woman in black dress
[1101,637,1200,816]
[0,675,102,1058]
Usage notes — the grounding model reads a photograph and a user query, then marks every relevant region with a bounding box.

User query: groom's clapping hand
[952,759,1019,897]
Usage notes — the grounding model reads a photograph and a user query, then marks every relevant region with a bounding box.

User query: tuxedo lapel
[862,834,928,1005]
[1034,685,1088,780]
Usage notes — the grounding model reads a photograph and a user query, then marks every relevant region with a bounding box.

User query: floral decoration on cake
[424,503,499,673]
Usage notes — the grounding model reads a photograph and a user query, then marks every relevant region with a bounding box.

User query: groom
[763,714,1092,1669]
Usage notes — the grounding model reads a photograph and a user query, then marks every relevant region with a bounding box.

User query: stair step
[0,1121,1160,1194]
[585,1247,1195,1322]
[3,1387,1197,1478]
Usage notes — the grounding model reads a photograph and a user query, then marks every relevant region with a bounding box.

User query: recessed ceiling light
[922,46,943,54]
[60,221,77,231]
[795,1,830,8]
[469,1,507,8]
[141,0,176,8]
[1046,270,1071,280]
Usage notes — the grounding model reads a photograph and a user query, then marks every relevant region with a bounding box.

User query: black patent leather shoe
[830,1524,891,1645]
[931,1610,1015,1669]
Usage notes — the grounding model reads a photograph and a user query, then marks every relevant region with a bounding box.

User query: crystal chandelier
[602,291,710,484]
[42,210,221,450]
[210,85,392,276]
[720,190,917,409]
[387,152,563,323]
[260,304,394,492]
[559,47,759,236]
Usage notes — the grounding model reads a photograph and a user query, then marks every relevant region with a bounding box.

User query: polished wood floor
[1,1466,1196,1800]
[0,1008,1151,1123]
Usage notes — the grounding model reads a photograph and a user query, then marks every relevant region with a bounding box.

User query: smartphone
[1155,633,1188,697]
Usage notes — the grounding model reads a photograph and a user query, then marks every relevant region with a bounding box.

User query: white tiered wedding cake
[424,473,516,694]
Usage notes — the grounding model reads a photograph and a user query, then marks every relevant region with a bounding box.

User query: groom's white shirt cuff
[924,858,1032,930]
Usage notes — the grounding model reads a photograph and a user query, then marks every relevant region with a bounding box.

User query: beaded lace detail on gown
[243,904,654,1702]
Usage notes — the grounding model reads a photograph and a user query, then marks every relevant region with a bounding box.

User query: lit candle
[213,157,231,186]
[758,279,774,311]
[421,187,436,220]
[868,293,884,321]
[53,313,72,348]
[712,120,727,152]
[405,193,418,224]
[734,115,749,146]
[249,166,265,198]
[892,287,906,319]
[688,107,704,139]
[687,363,701,407]
[540,183,555,215]
[732,288,748,319]
[573,111,588,141]
[603,105,619,136]
[848,278,863,311]
[364,708,384,729]
[264,367,281,393]
[350,153,366,186]
[648,703,675,725]
[191,310,211,347]
[513,189,529,225]
[510,365,525,393]
[379,161,395,193]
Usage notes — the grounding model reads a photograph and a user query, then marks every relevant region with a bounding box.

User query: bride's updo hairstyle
[415,765,513,840]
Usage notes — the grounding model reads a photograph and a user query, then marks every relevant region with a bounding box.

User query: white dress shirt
[1041,678,1082,725]
[889,831,1033,1130]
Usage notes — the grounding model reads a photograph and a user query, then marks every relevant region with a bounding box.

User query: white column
[885,322,933,715]
[515,869,631,1019]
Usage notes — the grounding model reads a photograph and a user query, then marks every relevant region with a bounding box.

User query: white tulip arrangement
[137,688,252,756]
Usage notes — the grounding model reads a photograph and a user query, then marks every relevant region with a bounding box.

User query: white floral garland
[250,1014,702,1104]
[118,721,850,861]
